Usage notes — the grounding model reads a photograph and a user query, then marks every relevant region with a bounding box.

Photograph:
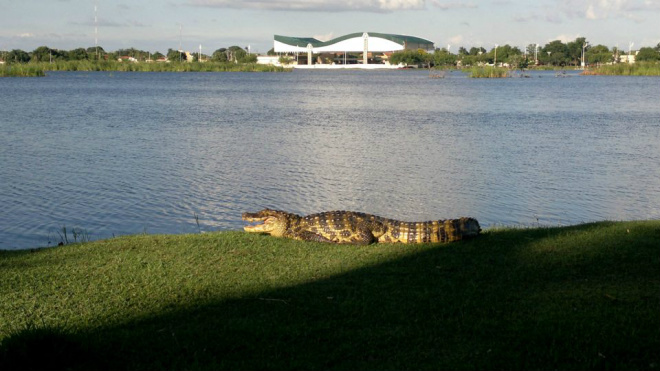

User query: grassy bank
[0,64,45,77]
[466,66,510,78]
[584,62,660,76]
[1,61,290,75]
[1,221,659,370]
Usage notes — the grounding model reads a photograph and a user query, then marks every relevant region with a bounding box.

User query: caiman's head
[241,209,293,237]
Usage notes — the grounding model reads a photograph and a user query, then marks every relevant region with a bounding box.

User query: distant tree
[508,54,529,70]
[636,47,660,62]
[585,44,612,65]
[457,46,468,55]
[68,48,89,60]
[459,54,476,66]
[240,53,257,63]
[526,44,538,59]
[167,48,185,62]
[212,48,228,62]
[31,46,53,62]
[542,40,569,66]
[227,46,246,63]
[468,46,486,56]
[152,51,165,60]
[389,49,428,66]
[433,49,456,66]
[490,44,521,65]
[7,49,30,63]
[567,37,588,66]
[114,48,150,61]
[267,48,276,56]
[655,43,660,52]
[86,46,106,60]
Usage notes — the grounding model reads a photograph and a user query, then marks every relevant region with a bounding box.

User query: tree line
[0,45,258,64]
[389,38,660,68]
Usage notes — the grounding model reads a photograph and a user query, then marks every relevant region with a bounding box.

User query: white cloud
[448,34,464,45]
[16,33,35,38]
[513,0,659,24]
[189,0,426,12]
[551,33,581,43]
[558,0,659,20]
[69,19,149,28]
[429,1,477,10]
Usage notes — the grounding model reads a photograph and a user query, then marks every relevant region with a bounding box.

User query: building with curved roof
[272,32,434,68]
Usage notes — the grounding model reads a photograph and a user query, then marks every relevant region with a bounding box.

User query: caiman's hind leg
[339,227,376,245]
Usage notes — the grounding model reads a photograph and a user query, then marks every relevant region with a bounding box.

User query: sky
[1,0,659,54]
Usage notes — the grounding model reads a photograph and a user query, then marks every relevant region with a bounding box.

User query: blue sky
[1,0,659,54]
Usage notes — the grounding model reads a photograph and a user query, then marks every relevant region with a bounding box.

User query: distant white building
[271,32,434,68]
[256,55,285,66]
[117,56,138,62]
[619,51,638,64]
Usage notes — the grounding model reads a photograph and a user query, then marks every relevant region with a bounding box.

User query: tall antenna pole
[179,23,183,62]
[95,0,98,60]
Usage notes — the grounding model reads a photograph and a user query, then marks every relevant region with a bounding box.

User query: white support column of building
[307,44,313,66]
[362,33,369,65]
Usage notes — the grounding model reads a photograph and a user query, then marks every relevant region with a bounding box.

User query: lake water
[1,69,659,249]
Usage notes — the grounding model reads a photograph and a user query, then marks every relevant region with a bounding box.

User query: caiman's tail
[381,217,481,244]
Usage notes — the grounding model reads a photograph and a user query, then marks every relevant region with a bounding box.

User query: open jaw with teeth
[241,209,289,235]
[242,215,275,233]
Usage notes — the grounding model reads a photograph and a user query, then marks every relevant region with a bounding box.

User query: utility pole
[628,42,634,63]
[178,23,183,62]
[94,0,98,60]
[494,44,498,66]
[535,44,539,65]
[615,43,619,63]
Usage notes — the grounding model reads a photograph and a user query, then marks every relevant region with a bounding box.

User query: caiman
[242,209,481,245]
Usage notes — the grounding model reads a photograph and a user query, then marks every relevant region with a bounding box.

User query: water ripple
[1,70,659,249]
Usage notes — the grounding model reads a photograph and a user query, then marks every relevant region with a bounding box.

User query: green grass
[1,221,659,370]
[466,66,510,78]
[585,62,660,76]
[0,64,45,77]
[1,61,290,75]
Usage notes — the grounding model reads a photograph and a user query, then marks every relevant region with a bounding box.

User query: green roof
[274,35,322,48]
[274,33,433,48]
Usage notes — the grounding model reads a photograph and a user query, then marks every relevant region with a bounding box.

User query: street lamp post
[494,44,498,66]
[628,42,634,63]
[581,42,589,69]
[535,44,539,65]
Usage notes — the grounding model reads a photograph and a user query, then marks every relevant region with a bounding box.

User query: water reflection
[0,71,659,249]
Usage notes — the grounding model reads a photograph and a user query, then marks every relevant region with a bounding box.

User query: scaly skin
[242,209,481,245]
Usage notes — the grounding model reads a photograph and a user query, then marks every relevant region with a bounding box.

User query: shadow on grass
[2,222,659,370]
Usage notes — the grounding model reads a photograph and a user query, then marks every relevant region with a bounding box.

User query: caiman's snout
[242,212,267,232]
[242,209,287,235]
[243,217,273,232]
